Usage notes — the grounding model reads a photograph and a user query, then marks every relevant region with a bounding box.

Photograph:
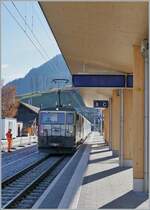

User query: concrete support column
[109,98,112,150]
[122,89,133,167]
[112,89,120,156]
[141,40,149,193]
[133,45,144,192]
[100,111,103,135]
[119,89,124,166]
[103,109,106,143]
[103,108,109,145]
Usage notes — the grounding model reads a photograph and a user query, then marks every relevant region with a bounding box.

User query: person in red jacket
[6,129,12,152]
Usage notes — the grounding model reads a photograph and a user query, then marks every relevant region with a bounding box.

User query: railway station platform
[71,132,149,209]
[32,132,149,209]
[39,0,149,197]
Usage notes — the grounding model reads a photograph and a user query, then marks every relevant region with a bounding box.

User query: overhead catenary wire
[11,0,50,60]
[70,91,99,122]
[10,0,62,78]
[33,4,56,49]
[2,2,48,62]
[25,0,27,32]
[31,3,33,32]
[68,90,91,119]
[3,1,60,81]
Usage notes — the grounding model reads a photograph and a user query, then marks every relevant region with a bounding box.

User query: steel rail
[2,153,51,188]
[3,156,65,209]
[2,151,38,169]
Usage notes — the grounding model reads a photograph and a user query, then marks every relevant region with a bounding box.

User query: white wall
[0,118,17,139]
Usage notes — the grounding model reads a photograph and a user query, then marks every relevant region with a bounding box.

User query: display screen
[39,112,65,124]
[66,113,74,124]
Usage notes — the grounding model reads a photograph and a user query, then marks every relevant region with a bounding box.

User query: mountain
[6,54,72,95]
[5,54,100,123]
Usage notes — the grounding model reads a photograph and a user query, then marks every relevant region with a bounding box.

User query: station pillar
[103,108,110,145]
[109,98,112,150]
[142,40,149,193]
[132,45,144,191]
[122,89,133,167]
[112,89,120,156]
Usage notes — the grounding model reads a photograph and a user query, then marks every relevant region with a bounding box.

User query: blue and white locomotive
[38,106,91,153]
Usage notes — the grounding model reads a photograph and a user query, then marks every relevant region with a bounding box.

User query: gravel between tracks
[2,145,37,165]
[2,156,62,207]
[2,150,48,181]
[11,157,70,209]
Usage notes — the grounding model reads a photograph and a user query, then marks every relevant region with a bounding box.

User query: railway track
[2,145,37,165]
[2,155,67,209]
[2,151,39,170]
[2,150,51,181]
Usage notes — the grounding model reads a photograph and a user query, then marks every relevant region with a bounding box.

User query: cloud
[2,64,9,69]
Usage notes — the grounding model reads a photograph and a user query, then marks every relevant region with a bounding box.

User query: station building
[39,1,149,193]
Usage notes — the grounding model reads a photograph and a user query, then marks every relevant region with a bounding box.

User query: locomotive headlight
[65,125,74,136]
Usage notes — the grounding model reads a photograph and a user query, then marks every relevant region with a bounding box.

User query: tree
[2,86,19,118]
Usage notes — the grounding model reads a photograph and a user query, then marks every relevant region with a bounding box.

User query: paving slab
[75,132,149,209]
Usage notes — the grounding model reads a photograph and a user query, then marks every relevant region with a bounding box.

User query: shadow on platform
[82,166,131,185]
[90,149,111,155]
[91,145,108,150]
[89,155,118,164]
[99,190,148,209]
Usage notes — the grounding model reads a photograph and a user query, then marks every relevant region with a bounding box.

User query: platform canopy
[79,88,112,107]
[39,1,148,106]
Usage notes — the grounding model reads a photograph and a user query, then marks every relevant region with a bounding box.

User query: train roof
[39,106,76,112]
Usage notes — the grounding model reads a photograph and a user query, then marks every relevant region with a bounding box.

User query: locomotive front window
[66,113,74,124]
[57,113,65,124]
[39,112,65,124]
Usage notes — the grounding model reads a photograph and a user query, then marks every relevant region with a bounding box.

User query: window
[66,113,74,124]
[57,113,65,124]
[39,112,65,124]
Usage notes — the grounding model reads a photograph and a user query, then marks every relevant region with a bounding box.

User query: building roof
[39,1,148,106]
[20,102,40,113]
[20,90,99,123]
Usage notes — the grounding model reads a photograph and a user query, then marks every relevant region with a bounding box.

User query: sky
[1,1,61,85]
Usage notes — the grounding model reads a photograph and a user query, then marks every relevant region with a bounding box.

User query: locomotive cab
[38,107,76,152]
[37,106,91,154]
